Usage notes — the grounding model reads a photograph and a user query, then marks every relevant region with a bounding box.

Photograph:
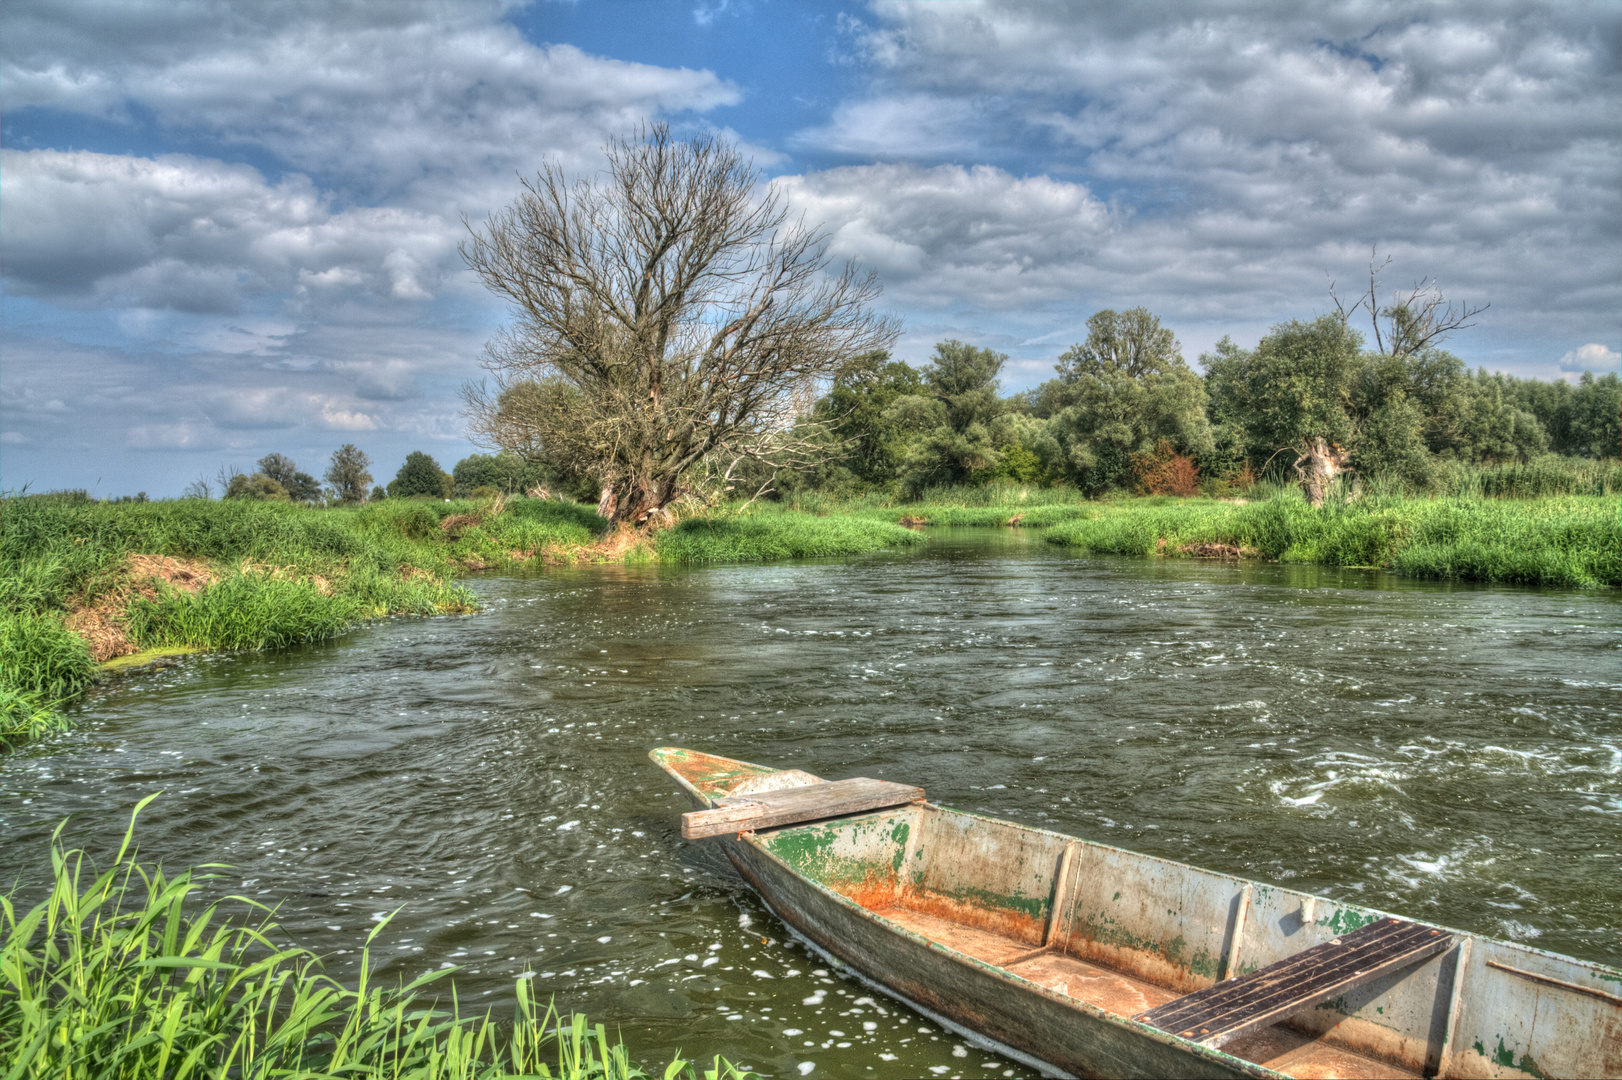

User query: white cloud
[0,3,754,492]
[1,149,460,313]
[2,1,740,211]
[779,163,1111,306]
[1558,343,1620,373]
[788,2,1621,366]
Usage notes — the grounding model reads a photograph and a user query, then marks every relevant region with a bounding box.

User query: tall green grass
[654,511,925,563]
[0,796,745,1080]
[1040,495,1620,587]
[0,612,100,747]
[0,496,606,746]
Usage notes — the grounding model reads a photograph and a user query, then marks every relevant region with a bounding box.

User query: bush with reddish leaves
[1131,440,1200,496]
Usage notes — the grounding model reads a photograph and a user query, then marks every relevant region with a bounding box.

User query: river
[3,528,1617,1078]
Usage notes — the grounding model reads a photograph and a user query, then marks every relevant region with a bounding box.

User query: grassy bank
[0,495,605,744]
[655,511,924,563]
[0,495,931,745]
[807,487,1619,589]
[0,797,743,1079]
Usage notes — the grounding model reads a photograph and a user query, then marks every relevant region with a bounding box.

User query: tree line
[759,308,1621,504]
[180,445,560,505]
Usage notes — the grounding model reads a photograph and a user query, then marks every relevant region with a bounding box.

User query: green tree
[324,444,373,504]
[1566,371,1622,458]
[452,452,554,496]
[1434,371,1548,464]
[888,341,1008,492]
[388,452,454,499]
[224,473,290,501]
[808,351,925,489]
[1035,309,1213,494]
[256,453,323,503]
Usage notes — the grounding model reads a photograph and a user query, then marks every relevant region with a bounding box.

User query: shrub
[1132,440,1200,496]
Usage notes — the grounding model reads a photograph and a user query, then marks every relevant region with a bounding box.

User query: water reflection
[2,528,1616,1078]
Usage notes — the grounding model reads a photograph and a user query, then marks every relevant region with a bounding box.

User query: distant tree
[886,341,1008,492]
[323,444,373,504]
[1330,247,1487,360]
[1204,317,1365,503]
[1035,308,1213,494]
[451,452,551,497]
[1566,371,1622,458]
[224,473,290,501]
[257,453,323,503]
[1432,371,1548,465]
[182,474,213,499]
[370,485,388,502]
[388,451,454,499]
[460,124,897,526]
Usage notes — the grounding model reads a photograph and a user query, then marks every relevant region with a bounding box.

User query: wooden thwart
[1135,918,1453,1049]
[681,777,924,839]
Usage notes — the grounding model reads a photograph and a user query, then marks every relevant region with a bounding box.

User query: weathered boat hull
[651,748,1622,1080]
[722,827,1268,1079]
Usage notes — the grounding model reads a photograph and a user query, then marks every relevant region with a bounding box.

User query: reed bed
[0,796,743,1080]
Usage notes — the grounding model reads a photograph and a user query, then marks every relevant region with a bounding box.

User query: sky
[2,0,1619,497]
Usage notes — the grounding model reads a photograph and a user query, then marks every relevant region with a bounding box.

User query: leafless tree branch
[1330,246,1488,358]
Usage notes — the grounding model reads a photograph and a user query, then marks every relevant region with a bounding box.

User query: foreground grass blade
[0,799,752,1079]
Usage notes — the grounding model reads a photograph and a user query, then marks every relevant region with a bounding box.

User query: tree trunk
[1293,437,1353,507]
[602,474,680,528]
[621,476,678,528]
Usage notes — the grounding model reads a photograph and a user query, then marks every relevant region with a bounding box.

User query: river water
[3,529,1617,1078]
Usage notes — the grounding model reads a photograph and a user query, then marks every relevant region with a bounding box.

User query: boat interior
[763,801,1440,1079]
[652,749,1621,1080]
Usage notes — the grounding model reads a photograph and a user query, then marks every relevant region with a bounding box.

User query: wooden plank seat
[1135,918,1453,1049]
[681,777,925,839]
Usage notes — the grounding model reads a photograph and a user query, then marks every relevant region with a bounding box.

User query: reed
[0,796,745,1080]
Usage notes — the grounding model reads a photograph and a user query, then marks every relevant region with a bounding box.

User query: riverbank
[0,797,739,1079]
[0,495,595,743]
[5,488,1615,744]
[813,491,1620,588]
[0,494,925,744]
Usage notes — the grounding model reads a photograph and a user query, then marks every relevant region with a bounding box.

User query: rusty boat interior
[653,747,1622,1080]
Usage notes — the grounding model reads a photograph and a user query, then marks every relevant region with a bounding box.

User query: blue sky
[3,0,1618,496]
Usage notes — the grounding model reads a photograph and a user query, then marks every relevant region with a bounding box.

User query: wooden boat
[650,747,1621,1079]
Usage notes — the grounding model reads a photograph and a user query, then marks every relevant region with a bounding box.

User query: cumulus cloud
[2,149,459,312]
[1558,343,1620,373]
[2,1,739,211]
[779,163,1110,305]
[790,1,1621,364]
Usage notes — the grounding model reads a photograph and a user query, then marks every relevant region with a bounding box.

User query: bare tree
[1330,246,1488,358]
[460,125,899,526]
